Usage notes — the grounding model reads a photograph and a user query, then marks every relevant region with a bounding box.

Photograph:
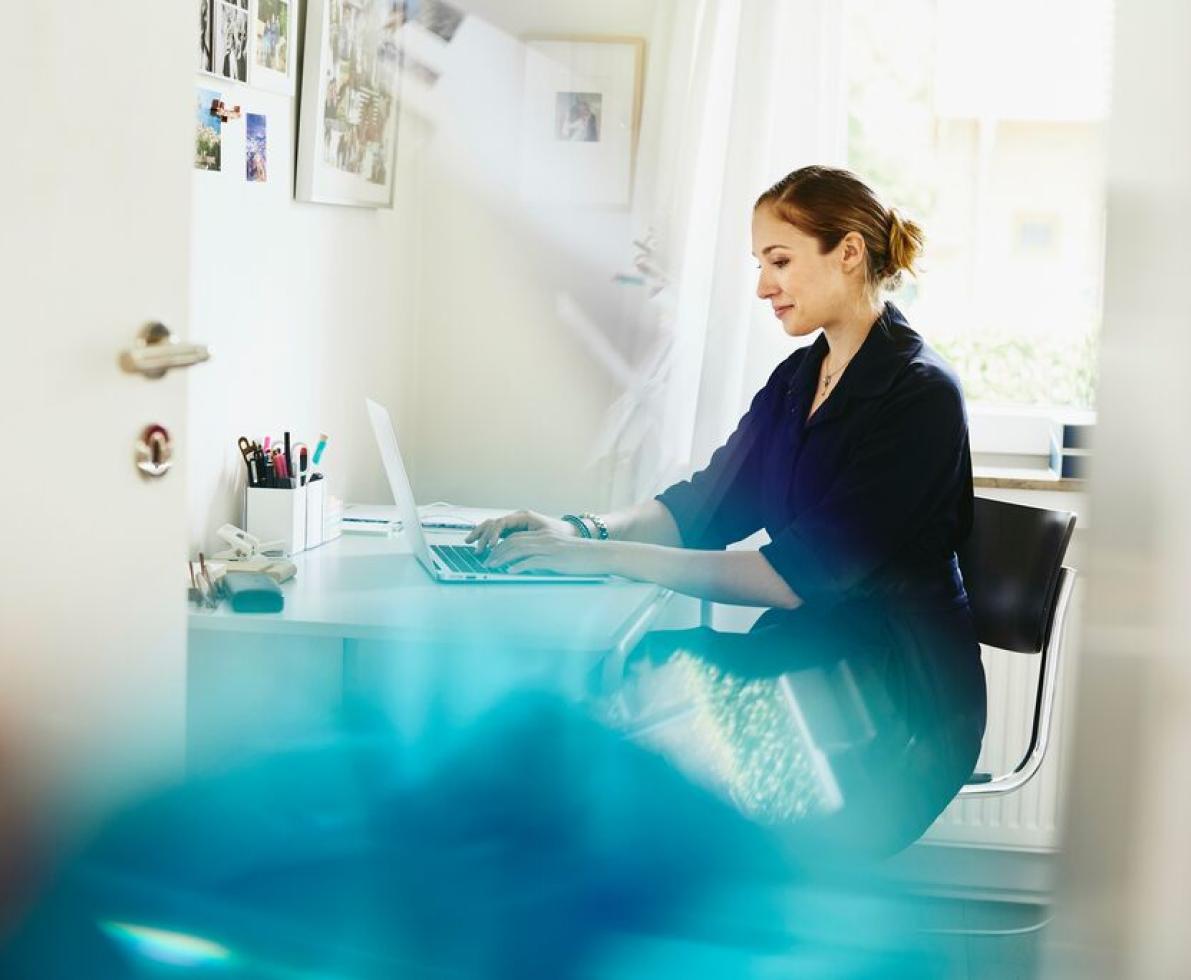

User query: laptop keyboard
[432,544,510,574]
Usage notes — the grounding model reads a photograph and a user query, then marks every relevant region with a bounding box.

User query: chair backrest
[956,497,1077,653]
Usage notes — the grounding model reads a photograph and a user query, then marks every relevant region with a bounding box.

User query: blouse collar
[787,302,925,424]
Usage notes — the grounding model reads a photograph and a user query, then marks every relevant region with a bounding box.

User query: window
[842,0,1114,412]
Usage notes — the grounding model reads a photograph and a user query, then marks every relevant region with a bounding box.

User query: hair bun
[884,207,924,283]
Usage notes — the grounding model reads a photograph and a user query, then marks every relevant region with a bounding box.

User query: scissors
[237,436,259,485]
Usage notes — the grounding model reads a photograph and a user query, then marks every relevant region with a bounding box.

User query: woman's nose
[756,269,776,300]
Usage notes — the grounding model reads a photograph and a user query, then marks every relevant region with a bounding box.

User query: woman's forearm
[603,540,802,610]
[600,499,683,547]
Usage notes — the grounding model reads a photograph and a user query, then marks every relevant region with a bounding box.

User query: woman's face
[751,205,863,337]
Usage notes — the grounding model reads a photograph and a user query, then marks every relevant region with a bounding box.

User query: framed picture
[295,0,406,208]
[518,36,645,208]
[250,0,297,94]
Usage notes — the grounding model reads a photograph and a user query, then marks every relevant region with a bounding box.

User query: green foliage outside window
[930,330,1098,410]
[844,0,1105,411]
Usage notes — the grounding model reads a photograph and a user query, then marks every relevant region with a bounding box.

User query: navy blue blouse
[657,302,973,616]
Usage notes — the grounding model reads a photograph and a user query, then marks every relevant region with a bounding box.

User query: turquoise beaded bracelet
[561,514,592,539]
[580,512,609,540]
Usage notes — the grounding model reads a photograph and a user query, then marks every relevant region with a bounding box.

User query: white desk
[187,530,683,769]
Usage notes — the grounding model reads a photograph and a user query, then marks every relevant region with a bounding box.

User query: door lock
[135,424,173,478]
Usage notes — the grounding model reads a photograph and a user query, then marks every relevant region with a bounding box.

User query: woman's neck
[821,297,884,368]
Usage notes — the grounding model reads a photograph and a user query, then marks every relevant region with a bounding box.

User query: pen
[312,433,328,466]
[283,432,293,487]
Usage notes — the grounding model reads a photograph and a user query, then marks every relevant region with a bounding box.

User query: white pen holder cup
[245,485,308,555]
[304,478,327,550]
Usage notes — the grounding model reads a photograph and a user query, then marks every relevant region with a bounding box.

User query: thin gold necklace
[820,348,859,394]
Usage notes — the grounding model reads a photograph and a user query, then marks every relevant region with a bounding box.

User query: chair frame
[957,564,1076,798]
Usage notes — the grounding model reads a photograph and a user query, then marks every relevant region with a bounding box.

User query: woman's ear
[839,231,866,273]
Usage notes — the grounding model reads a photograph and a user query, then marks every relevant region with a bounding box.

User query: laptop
[366,398,607,584]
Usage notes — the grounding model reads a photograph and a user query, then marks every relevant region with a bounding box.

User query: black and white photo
[412,0,465,43]
[215,0,249,83]
[198,0,215,73]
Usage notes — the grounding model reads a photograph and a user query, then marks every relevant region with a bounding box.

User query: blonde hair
[756,165,925,294]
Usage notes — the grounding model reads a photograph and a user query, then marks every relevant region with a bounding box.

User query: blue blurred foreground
[1,695,947,977]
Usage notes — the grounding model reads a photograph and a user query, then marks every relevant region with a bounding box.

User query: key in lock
[136,424,174,478]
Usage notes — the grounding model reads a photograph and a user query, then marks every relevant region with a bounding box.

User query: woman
[466,166,985,859]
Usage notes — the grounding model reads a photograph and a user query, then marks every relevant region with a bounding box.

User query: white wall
[185,65,426,552]
[186,0,664,547]
[403,1,664,515]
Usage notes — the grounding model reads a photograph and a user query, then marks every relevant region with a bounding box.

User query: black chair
[955,497,1077,798]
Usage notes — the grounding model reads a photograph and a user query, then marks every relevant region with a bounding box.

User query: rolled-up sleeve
[655,372,781,550]
[760,376,967,607]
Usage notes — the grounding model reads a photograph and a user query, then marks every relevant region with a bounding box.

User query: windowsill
[974,468,1086,492]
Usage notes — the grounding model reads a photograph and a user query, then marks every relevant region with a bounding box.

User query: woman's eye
[772,258,789,269]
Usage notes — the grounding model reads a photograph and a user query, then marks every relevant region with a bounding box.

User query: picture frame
[295,0,406,208]
[249,0,297,94]
[518,35,646,209]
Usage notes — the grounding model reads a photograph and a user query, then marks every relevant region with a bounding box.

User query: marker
[312,433,328,466]
[283,431,293,486]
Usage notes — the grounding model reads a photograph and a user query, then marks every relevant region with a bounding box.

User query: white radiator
[924,582,1082,851]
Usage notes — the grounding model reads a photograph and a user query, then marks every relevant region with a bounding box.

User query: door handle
[120,322,211,379]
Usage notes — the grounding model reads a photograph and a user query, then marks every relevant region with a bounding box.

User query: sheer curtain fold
[605,0,845,505]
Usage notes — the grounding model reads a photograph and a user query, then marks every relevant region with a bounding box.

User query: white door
[0,4,195,826]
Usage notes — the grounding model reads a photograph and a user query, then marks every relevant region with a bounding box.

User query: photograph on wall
[519,37,645,207]
[195,88,222,171]
[250,0,297,94]
[198,0,215,73]
[405,0,466,43]
[555,92,601,142]
[295,0,407,207]
[246,113,268,182]
[215,0,249,83]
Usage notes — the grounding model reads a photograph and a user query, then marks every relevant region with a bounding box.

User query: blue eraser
[222,572,284,613]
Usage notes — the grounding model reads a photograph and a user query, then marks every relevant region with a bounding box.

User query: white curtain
[598,0,847,506]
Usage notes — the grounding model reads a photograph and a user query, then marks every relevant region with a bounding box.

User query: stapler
[211,524,297,584]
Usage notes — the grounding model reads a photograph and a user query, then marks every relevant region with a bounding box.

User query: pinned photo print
[250,0,296,93]
[254,0,291,74]
[195,88,222,171]
[215,0,249,82]
[246,113,268,182]
[556,92,602,142]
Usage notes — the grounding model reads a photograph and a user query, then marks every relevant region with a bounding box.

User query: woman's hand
[465,510,579,553]
[481,527,612,577]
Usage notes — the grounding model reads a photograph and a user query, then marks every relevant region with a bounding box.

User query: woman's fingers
[465,511,529,551]
[484,530,544,567]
